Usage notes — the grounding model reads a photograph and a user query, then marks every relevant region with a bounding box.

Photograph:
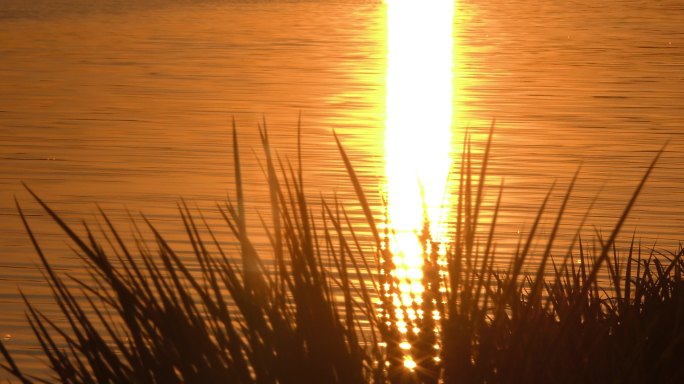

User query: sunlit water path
[385,0,454,278]
[384,0,454,367]
[1,0,683,378]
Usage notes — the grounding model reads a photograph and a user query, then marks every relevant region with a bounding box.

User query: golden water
[1,0,684,378]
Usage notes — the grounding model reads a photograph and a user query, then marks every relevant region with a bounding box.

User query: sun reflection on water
[384,1,455,299]
[383,0,455,369]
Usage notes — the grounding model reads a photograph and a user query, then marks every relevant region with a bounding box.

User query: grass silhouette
[1,124,682,383]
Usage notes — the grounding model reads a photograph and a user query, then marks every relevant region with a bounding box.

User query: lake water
[1,0,683,376]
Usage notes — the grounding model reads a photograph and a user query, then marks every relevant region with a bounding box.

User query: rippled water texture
[1,0,683,377]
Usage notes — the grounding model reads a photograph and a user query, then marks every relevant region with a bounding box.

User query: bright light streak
[384,0,455,294]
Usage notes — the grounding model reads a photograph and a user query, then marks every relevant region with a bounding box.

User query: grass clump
[1,124,682,383]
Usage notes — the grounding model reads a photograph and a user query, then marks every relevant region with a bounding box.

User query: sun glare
[384,0,455,305]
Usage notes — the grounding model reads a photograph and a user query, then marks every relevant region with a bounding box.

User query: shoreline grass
[1,126,682,383]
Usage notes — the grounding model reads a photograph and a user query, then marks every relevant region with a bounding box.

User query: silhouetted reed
[1,124,682,383]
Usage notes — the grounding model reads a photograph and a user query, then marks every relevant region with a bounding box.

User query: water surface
[1,0,683,377]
